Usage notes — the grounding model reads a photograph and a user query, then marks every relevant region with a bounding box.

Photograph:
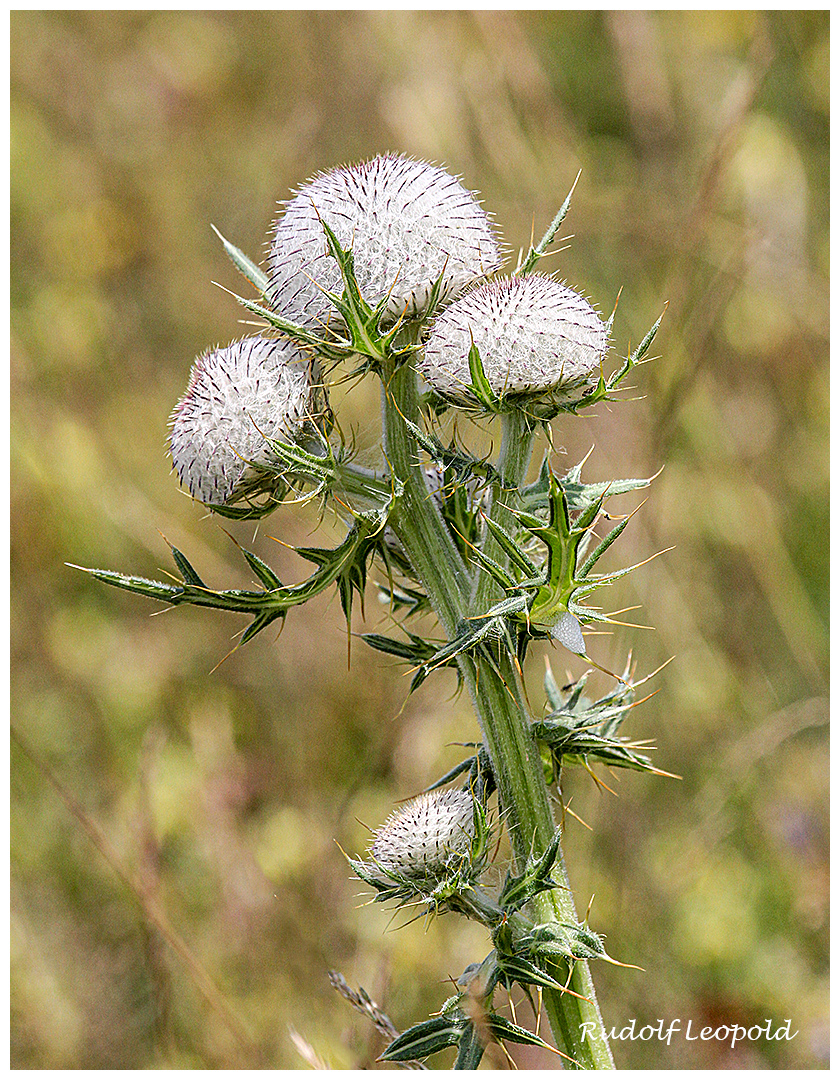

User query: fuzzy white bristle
[267,153,503,328]
[169,336,314,505]
[371,789,476,880]
[419,274,609,401]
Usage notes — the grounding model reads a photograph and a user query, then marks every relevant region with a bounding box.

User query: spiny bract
[267,153,502,328]
[169,335,315,505]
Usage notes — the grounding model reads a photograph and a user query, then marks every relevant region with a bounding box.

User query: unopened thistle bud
[267,153,502,328]
[170,335,318,505]
[419,274,609,405]
[371,789,476,881]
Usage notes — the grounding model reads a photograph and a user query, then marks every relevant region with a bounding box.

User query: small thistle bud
[419,274,609,404]
[267,153,502,328]
[170,335,317,505]
[371,789,476,881]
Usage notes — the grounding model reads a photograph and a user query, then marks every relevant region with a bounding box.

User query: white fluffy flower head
[370,789,476,880]
[267,153,502,328]
[419,274,609,403]
[170,336,315,505]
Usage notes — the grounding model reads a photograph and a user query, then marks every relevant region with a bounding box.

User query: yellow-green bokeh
[12,11,827,1069]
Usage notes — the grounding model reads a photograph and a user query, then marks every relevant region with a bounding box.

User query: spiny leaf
[521,455,653,517]
[211,224,269,294]
[495,953,567,993]
[629,309,665,366]
[418,595,530,677]
[577,514,630,578]
[397,414,501,488]
[240,610,286,646]
[229,291,347,356]
[360,632,437,664]
[424,755,479,792]
[68,566,183,606]
[481,514,540,579]
[238,546,284,591]
[454,1023,486,1070]
[380,1016,464,1062]
[167,543,206,588]
[73,512,386,647]
[515,171,580,276]
[498,825,563,913]
[485,1013,561,1052]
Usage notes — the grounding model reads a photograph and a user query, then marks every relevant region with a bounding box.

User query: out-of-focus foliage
[11,11,827,1069]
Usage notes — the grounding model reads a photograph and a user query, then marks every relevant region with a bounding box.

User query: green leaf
[521,455,652,517]
[454,1023,486,1070]
[417,594,530,680]
[360,632,436,664]
[481,515,540,579]
[312,217,417,367]
[543,660,567,711]
[629,309,664,365]
[423,264,448,320]
[68,566,183,606]
[459,534,518,591]
[167,543,206,588]
[424,755,479,792]
[533,666,669,776]
[515,171,580,276]
[381,1016,464,1062]
[73,511,387,647]
[211,224,269,294]
[238,545,284,591]
[495,953,567,993]
[563,921,616,963]
[375,580,430,616]
[230,291,347,357]
[498,826,562,913]
[485,1013,560,1052]
[580,308,665,407]
[240,609,286,645]
[396,414,500,489]
[577,514,630,579]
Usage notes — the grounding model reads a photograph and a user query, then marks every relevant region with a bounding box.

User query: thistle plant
[75,153,667,1069]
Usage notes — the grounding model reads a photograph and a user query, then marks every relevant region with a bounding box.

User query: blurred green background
[11,10,828,1070]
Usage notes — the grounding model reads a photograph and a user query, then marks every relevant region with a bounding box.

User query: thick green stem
[381,366,614,1068]
[470,409,536,613]
[380,364,470,631]
[463,653,614,1068]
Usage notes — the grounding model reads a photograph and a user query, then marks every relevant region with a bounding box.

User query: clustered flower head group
[168,153,610,509]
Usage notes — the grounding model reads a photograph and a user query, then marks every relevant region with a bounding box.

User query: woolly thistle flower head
[418,274,609,407]
[267,153,502,329]
[170,336,318,506]
[370,789,477,881]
